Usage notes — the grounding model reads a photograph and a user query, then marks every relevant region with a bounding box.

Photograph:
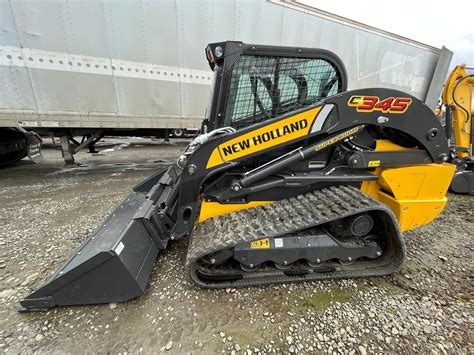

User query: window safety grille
[223,55,343,129]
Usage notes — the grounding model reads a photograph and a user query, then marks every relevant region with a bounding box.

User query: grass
[288,286,353,313]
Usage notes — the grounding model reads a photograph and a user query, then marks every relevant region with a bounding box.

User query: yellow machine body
[196,200,272,224]
[361,140,455,231]
[198,140,456,231]
[198,138,456,230]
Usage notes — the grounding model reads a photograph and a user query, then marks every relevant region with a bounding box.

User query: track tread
[186,185,405,288]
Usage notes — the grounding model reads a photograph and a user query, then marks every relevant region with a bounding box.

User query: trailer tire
[171,129,185,138]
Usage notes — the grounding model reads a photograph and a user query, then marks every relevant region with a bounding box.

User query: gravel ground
[0,137,472,354]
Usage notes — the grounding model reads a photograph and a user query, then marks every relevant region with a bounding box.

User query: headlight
[214,46,223,58]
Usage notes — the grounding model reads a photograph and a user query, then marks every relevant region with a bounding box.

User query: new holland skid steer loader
[20,41,455,311]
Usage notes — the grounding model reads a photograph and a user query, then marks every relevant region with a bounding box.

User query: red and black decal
[348,96,412,114]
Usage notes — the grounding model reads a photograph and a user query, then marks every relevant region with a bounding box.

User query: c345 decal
[348,96,412,114]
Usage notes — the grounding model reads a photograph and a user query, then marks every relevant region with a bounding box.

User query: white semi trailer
[0,0,452,164]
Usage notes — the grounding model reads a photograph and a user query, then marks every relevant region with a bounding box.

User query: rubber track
[185,185,406,288]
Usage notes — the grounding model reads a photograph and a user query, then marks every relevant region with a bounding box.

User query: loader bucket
[19,169,169,312]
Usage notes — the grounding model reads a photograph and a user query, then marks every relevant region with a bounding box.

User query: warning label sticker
[250,238,270,249]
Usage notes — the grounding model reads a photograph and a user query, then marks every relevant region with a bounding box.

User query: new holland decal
[348,96,412,114]
[206,107,321,169]
[222,119,308,156]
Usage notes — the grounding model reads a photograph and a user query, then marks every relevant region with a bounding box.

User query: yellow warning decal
[250,238,270,249]
[368,160,381,167]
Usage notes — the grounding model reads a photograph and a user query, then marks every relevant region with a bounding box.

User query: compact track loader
[20,41,455,311]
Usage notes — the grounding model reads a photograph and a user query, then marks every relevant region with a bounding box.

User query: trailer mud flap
[20,169,169,312]
[25,131,43,164]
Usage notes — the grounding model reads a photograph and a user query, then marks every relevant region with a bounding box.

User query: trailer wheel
[171,129,185,138]
[0,128,27,167]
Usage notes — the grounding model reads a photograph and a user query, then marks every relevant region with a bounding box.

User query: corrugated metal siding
[0,0,444,129]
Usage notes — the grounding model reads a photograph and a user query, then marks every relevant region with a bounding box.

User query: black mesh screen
[223,55,342,129]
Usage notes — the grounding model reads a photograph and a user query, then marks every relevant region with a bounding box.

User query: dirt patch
[0,138,472,353]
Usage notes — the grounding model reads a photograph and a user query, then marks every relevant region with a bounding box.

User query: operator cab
[203,41,348,132]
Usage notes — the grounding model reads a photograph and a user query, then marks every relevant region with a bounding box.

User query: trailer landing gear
[59,130,105,165]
